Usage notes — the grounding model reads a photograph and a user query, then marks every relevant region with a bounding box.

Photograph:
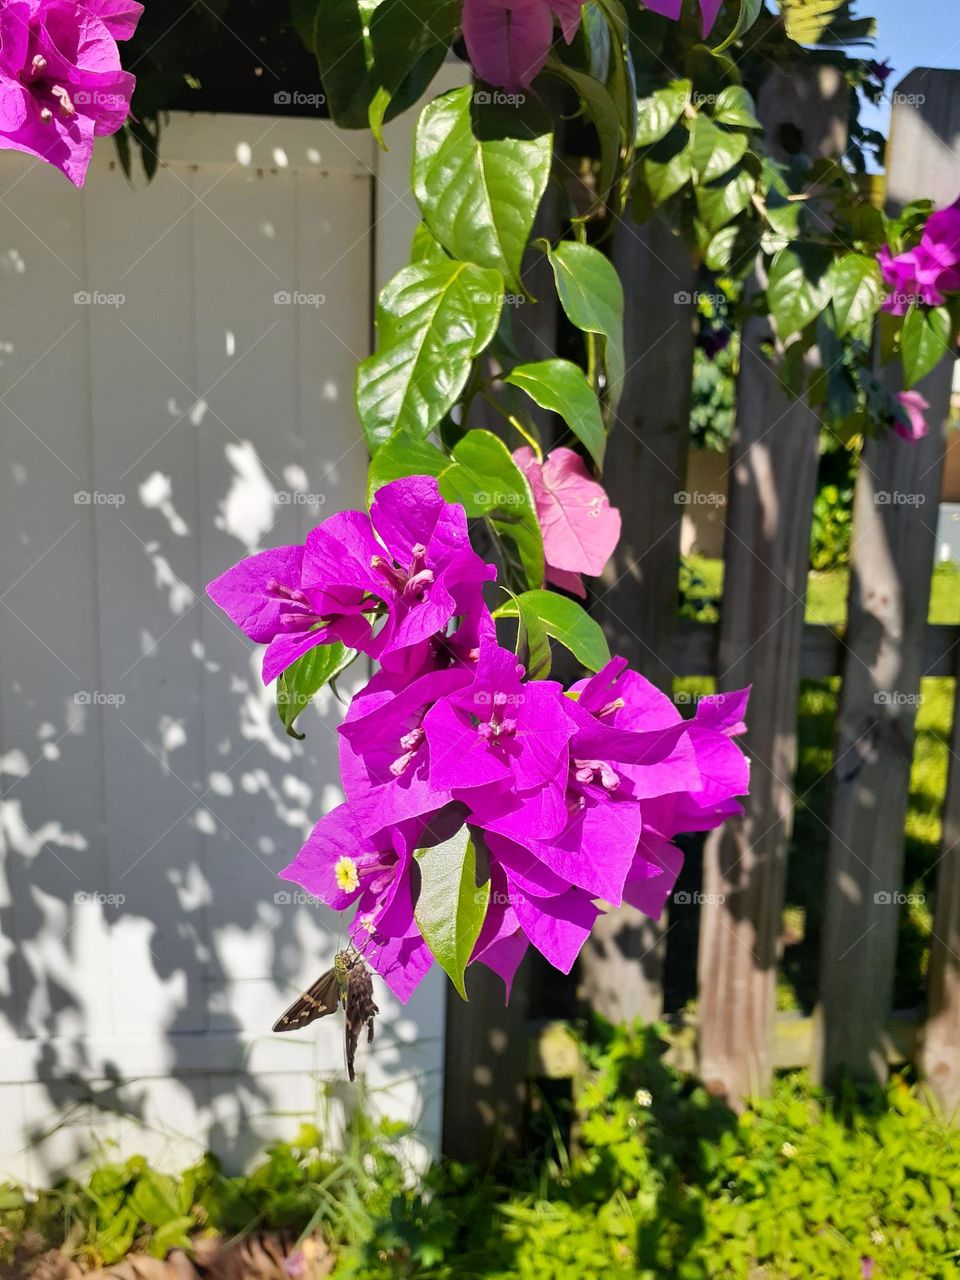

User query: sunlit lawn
[676,556,959,1013]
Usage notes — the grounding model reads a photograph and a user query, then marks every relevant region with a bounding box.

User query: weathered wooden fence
[444,67,960,1160]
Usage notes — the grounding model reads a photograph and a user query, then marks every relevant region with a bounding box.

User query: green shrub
[5,1028,960,1279]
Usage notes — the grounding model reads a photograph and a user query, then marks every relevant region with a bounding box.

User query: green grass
[677,556,958,1014]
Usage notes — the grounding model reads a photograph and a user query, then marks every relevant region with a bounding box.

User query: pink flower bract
[0,0,142,186]
[642,0,724,37]
[462,0,582,92]
[895,389,930,443]
[514,446,622,598]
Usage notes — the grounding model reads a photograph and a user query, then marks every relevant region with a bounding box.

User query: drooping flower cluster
[0,0,142,186]
[208,476,750,1004]
[878,197,960,315]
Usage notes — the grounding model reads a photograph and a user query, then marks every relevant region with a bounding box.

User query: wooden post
[922,654,960,1118]
[697,66,847,1105]
[815,71,959,1087]
[581,211,697,1023]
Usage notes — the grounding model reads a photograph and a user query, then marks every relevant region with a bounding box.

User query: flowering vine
[6,0,959,1013]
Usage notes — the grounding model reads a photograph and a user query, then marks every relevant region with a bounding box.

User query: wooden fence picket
[581,212,697,1024]
[814,70,960,1088]
[696,67,848,1106]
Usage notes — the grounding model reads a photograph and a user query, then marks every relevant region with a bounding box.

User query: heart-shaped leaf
[413,86,553,291]
[357,260,504,451]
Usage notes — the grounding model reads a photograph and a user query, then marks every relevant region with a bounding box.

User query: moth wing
[272,969,341,1033]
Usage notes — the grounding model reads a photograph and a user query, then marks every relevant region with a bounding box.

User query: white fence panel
[0,112,445,1183]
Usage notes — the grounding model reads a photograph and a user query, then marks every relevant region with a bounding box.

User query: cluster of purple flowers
[879,197,960,315]
[0,0,141,187]
[208,477,750,1004]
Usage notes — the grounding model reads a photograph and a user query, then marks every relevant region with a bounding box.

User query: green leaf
[299,0,370,129]
[901,304,952,388]
[766,244,833,340]
[277,644,356,739]
[544,59,623,207]
[695,167,755,233]
[828,252,883,340]
[415,827,489,1000]
[504,359,606,470]
[366,431,448,504]
[642,123,693,204]
[495,590,611,672]
[548,242,626,410]
[413,86,553,291]
[128,1171,182,1228]
[147,1217,197,1259]
[367,0,460,96]
[439,429,544,592]
[713,0,764,53]
[711,85,762,128]
[689,115,749,183]
[357,259,504,451]
[500,587,552,679]
[635,79,692,147]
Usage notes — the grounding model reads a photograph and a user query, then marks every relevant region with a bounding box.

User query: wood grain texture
[696,67,848,1106]
[579,211,697,1024]
[814,71,959,1087]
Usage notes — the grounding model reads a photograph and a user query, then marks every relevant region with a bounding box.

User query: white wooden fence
[0,105,447,1184]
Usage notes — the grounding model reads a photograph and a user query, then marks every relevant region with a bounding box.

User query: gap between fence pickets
[814,68,960,1093]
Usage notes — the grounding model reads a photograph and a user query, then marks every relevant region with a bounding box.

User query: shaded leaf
[415,827,488,999]
[505,359,606,470]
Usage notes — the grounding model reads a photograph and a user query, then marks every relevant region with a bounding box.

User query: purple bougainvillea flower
[514,447,622,599]
[206,543,372,685]
[642,0,724,37]
[207,476,496,684]
[306,476,496,666]
[338,664,475,835]
[424,639,577,806]
[462,0,582,92]
[0,0,142,186]
[868,59,894,85]
[879,197,960,314]
[895,389,930,442]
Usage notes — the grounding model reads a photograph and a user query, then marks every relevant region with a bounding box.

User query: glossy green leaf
[366,431,448,504]
[689,115,749,183]
[498,588,552,680]
[495,590,611,673]
[695,167,755,233]
[766,244,833,340]
[901,304,951,388]
[357,259,504,451]
[828,252,883,340]
[713,0,764,53]
[544,59,623,207]
[711,85,762,129]
[635,79,691,147]
[413,86,553,291]
[548,241,626,410]
[439,429,544,591]
[642,123,694,204]
[504,359,606,470]
[277,643,356,739]
[415,827,489,1000]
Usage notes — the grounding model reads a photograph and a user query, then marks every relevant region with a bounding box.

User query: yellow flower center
[334,856,360,892]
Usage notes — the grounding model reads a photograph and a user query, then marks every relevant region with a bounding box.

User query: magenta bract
[0,0,142,186]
